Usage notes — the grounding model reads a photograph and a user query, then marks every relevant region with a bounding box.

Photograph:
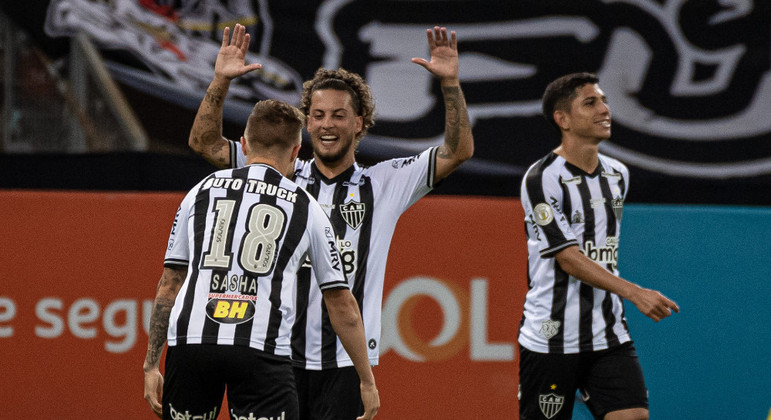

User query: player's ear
[554,110,570,131]
[240,136,248,156]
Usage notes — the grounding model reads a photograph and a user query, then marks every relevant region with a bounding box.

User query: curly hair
[300,68,375,140]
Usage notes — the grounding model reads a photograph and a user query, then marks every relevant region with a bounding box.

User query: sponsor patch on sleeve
[533,203,554,226]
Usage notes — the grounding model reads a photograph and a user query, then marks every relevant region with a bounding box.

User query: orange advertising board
[0,191,527,418]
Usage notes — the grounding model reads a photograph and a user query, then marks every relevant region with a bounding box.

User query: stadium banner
[2,1,770,203]
[0,190,527,419]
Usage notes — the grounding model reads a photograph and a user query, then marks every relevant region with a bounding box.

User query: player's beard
[313,134,357,165]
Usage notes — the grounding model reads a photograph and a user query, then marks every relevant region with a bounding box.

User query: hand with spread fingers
[412,26,460,83]
[215,23,262,81]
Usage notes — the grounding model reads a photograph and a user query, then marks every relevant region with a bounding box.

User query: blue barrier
[618,204,771,419]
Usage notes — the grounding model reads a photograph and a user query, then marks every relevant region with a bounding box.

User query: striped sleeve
[227,139,247,169]
[305,193,349,291]
[164,185,199,266]
[521,157,578,258]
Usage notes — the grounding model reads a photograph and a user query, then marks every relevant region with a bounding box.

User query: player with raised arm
[142,98,378,420]
[188,24,473,420]
[518,72,679,420]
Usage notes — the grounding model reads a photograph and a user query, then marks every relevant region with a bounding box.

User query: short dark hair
[541,72,599,132]
[300,67,375,141]
[244,99,304,151]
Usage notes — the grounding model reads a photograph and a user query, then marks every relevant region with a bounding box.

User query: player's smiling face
[565,83,611,142]
[306,89,363,166]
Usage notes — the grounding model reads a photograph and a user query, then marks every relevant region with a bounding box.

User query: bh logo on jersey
[205,298,256,324]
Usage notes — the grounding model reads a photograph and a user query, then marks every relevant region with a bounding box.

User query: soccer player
[518,72,680,420]
[142,99,379,420]
[188,24,473,419]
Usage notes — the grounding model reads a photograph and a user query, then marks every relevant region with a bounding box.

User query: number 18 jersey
[231,143,438,369]
[163,164,348,357]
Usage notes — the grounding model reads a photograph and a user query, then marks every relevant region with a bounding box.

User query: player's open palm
[215,24,262,81]
[412,26,459,81]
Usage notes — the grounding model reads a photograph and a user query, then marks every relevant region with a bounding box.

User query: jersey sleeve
[305,197,349,291]
[227,139,247,168]
[368,147,437,213]
[521,164,578,258]
[163,189,195,267]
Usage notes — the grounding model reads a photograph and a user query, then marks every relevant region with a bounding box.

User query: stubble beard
[313,135,357,165]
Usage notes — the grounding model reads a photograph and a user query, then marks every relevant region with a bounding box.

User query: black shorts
[518,341,648,420]
[163,344,299,420]
[293,366,364,420]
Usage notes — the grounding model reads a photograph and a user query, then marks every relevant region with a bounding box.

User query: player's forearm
[143,295,173,371]
[143,267,185,371]
[326,291,377,387]
[188,76,232,169]
[555,246,639,300]
[436,83,474,179]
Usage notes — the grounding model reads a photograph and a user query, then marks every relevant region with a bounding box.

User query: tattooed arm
[143,265,187,418]
[188,23,262,169]
[412,26,474,182]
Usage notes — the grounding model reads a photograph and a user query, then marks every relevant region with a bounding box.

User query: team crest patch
[539,393,565,419]
[339,201,366,229]
[533,203,554,226]
[539,320,561,339]
[612,196,624,220]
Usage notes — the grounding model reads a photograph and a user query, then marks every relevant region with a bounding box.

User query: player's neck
[246,157,285,176]
[554,139,600,174]
[313,154,356,179]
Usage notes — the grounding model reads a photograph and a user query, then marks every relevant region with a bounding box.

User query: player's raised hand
[411,26,459,83]
[215,24,262,81]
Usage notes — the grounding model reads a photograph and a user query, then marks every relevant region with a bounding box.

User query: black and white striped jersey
[230,142,437,369]
[519,152,631,354]
[163,164,348,358]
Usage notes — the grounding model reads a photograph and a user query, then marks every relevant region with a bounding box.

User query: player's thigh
[162,344,225,420]
[312,366,364,420]
[580,341,649,419]
[293,367,313,420]
[226,349,299,420]
[518,346,579,420]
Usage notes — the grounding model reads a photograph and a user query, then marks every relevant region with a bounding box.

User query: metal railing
[1,10,147,153]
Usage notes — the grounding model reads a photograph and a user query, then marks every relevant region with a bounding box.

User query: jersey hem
[292,356,380,371]
[518,334,632,354]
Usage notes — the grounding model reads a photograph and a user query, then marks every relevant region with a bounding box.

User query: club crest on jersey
[612,196,624,220]
[533,203,554,226]
[205,297,256,324]
[339,201,366,230]
[539,393,565,419]
[539,319,561,339]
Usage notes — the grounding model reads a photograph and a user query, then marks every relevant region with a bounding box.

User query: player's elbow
[188,133,202,153]
[459,137,474,162]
